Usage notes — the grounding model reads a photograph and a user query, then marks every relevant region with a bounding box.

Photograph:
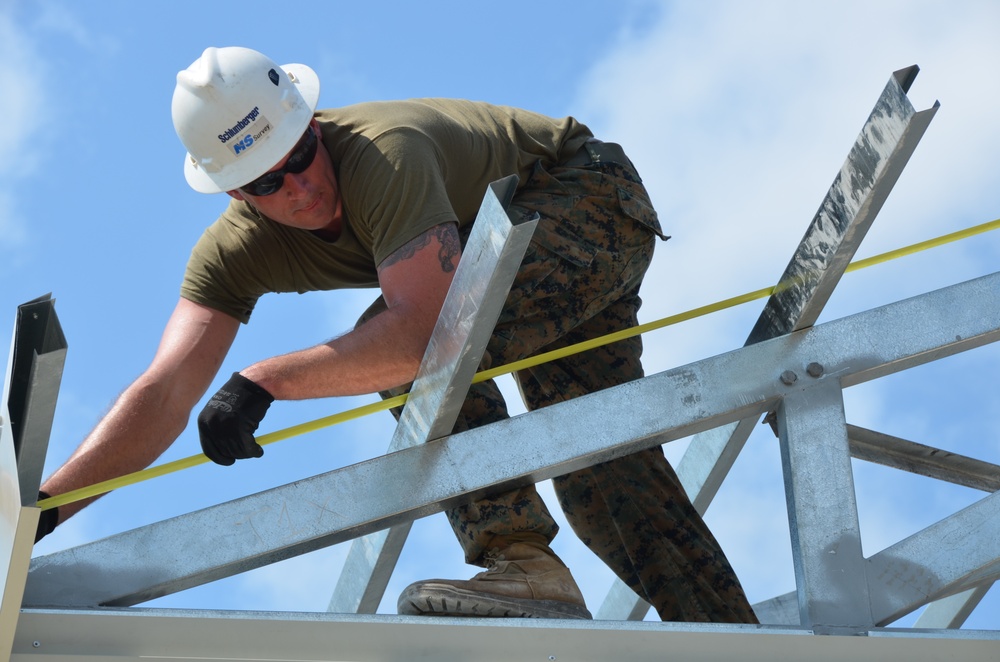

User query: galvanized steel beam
[22,270,1000,609]
[756,491,1000,628]
[847,425,1000,492]
[867,489,1000,625]
[747,65,939,339]
[2,296,67,659]
[776,383,872,633]
[752,591,800,626]
[1,398,40,660]
[328,175,537,614]
[10,608,1000,662]
[4,295,67,504]
[914,585,993,629]
[599,65,940,620]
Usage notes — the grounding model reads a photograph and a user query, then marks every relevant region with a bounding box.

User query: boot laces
[483,548,506,571]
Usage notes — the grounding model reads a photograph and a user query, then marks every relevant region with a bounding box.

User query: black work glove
[197,372,274,466]
[35,490,58,543]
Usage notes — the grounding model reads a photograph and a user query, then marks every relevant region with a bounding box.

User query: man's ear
[227,189,246,201]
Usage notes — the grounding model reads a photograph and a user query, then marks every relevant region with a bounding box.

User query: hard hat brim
[182,62,321,194]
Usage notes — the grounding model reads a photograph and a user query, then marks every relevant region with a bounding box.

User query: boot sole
[398,582,593,620]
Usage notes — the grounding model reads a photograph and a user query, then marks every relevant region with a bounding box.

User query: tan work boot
[397,540,592,619]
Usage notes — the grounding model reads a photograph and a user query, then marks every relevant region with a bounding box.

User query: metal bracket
[2,295,67,659]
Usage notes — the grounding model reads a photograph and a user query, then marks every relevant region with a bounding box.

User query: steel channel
[2,296,65,658]
[847,425,1000,492]
[4,296,66,504]
[328,175,537,613]
[751,591,800,626]
[914,585,993,629]
[867,489,1000,625]
[1,378,23,658]
[11,608,1000,661]
[747,66,939,340]
[776,383,873,632]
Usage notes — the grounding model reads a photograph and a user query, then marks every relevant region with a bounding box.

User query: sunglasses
[240,126,319,196]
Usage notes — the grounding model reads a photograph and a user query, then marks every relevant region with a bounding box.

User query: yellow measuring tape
[37,217,1000,511]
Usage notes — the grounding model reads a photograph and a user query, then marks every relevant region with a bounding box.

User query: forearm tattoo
[382,224,461,273]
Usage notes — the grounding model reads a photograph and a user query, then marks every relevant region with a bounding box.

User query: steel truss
[3,67,998,660]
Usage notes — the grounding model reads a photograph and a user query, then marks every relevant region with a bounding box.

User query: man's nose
[282,171,309,196]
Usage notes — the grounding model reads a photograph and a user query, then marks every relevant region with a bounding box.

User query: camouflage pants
[362,155,757,623]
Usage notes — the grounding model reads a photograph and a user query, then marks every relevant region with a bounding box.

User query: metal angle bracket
[2,295,67,659]
[3,295,68,503]
[328,175,538,614]
[1,405,40,661]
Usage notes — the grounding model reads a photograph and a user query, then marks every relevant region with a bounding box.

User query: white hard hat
[172,46,320,193]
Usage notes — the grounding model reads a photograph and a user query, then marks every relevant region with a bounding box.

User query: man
[37,46,757,623]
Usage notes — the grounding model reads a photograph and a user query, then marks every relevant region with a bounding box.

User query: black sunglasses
[240,126,319,196]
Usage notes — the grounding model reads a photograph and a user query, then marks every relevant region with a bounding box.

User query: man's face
[228,120,342,234]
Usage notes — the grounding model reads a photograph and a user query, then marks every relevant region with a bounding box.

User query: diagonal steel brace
[327,176,538,613]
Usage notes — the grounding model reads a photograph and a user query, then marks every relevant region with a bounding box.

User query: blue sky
[4,0,999,629]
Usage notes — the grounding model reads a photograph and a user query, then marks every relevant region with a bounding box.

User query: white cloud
[0,12,48,262]
[33,1,116,54]
[0,15,48,173]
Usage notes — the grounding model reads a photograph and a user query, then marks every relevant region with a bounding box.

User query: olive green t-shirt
[180,98,594,323]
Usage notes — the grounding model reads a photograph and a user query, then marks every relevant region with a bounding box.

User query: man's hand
[35,490,58,543]
[197,372,274,466]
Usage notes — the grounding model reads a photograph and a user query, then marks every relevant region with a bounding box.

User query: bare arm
[41,298,240,521]
[241,223,461,399]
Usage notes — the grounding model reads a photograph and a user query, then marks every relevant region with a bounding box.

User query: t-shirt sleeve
[343,128,460,267]
[180,210,271,324]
